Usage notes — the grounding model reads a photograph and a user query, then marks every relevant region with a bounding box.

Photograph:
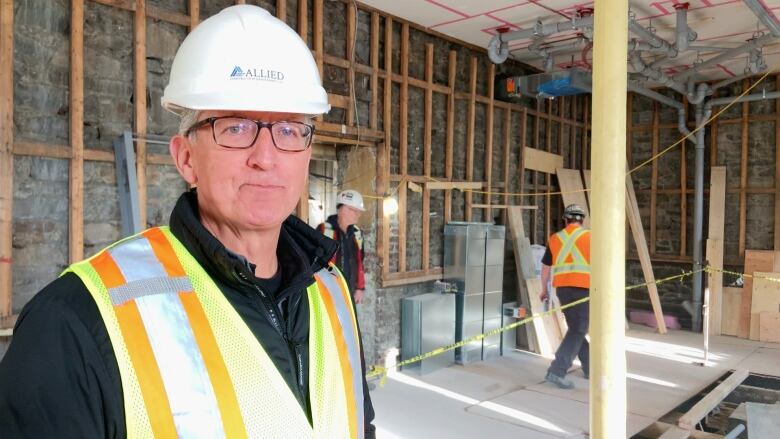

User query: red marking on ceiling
[651,2,672,15]
[485,13,521,30]
[635,0,740,22]
[528,0,571,19]
[558,2,596,17]
[701,0,713,5]
[716,64,736,76]
[428,1,531,29]
[758,0,780,25]
[424,0,469,18]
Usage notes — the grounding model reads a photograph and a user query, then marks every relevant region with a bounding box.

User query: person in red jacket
[318,190,367,304]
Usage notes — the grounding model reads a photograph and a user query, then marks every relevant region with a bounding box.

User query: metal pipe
[689,82,709,105]
[628,82,684,110]
[487,16,595,64]
[630,52,687,94]
[691,103,708,332]
[675,4,690,51]
[678,109,696,144]
[687,45,739,52]
[705,90,780,109]
[590,0,627,434]
[674,33,775,81]
[629,19,677,57]
[743,0,780,37]
[723,423,746,439]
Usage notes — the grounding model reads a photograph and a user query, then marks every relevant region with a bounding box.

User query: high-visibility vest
[66,226,364,439]
[320,222,363,250]
[548,224,591,289]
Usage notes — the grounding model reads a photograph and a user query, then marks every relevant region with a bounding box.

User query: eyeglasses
[185,116,315,152]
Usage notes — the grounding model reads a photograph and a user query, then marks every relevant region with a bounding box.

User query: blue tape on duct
[537,77,587,96]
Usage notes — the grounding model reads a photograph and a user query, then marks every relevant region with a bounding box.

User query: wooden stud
[519,108,527,208]
[91,0,190,26]
[775,75,780,251]
[421,43,433,271]
[369,12,379,130]
[297,0,307,40]
[710,90,718,166]
[345,2,355,126]
[235,0,245,4]
[380,16,392,278]
[399,23,409,175]
[466,57,476,222]
[276,0,286,21]
[484,63,495,221]
[502,108,511,225]
[188,0,199,31]
[677,369,749,430]
[570,96,578,168]
[532,99,541,244]
[582,95,590,170]
[444,50,456,224]
[650,102,659,255]
[70,0,85,264]
[707,167,726,335]
[0,0,13,321]
[135,0,148,227]
[739,80,749,258]
[313,0,323,77]
[545,101,552,240]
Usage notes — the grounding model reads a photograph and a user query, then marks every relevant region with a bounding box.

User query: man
[317,190,366,304]
[0,5,375,438]
[541,204,590,390]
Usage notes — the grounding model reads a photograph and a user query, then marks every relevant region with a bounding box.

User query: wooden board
[507,206,563,357]
[759,312,780,342]
[707,167,726,335]
[556,168,590,229]
[626,171,667,334]
[677,369,749,430]
[738,250,777,338]
[524,147,563,174]
[750,271,780,340]
[721,287,742,337]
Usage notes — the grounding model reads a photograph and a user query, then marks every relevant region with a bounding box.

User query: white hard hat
[337,190,365,211]
[162,5,330,116]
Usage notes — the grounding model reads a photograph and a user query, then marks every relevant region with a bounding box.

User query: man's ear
[170,135,198,186]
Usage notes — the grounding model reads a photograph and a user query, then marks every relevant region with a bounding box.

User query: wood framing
[397,22,408,273]
[0,0,13,323]
[70,0,85,264]
[739,82,749,257]
[677,369,749,430]
[776,76,780,251]
[707,167,726,335]
[465,57,476,222]
[189,0,199,30]
[134,0,148,227]
[650,102,659,255]
[313,0,323,76]
[483,63,495,221]
[379,15,392,278]
[738,250,777,338]
[525,147,564,175]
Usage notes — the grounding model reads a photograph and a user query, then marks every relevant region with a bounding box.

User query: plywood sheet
[706,167,726,336]
[739,251,777,338]
[721,287,742,337]
[556,168,590,229]
[759,312,780,343]
[751,272,780,340]
[523,147,563,174]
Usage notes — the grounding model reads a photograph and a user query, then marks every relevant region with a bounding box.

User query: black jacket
[0,191,375,438]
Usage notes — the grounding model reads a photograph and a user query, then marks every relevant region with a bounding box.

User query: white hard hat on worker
[164,5,328,234]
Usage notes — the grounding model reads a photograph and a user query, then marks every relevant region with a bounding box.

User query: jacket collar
[169,190,339,294]
[326,214,357,236]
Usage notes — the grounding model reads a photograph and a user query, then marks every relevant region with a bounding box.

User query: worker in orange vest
[541,204,590,389]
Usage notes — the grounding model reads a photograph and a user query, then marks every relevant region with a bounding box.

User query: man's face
[170,110,312,232]
[338,205,362,227]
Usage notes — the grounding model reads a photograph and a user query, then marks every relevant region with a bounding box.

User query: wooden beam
[134,0,148,227]
[738,250,776,338]
[532,99,541,244]
[545,101,552,240]
[0,0,13,320]
[90,0,190,27]
[276,0,286,21]
[484,63,495,221]
[582,95,589,170]
[523,147,564,174]
[680,102,687,257]
[444,50,456,224]
[380,16,392,278]
[313,0,323,77]
[650,101,659,255]
[297,0,307,40]
[739,81,749,258]
[70,0,85,264]
[345,1,355,126]
[399,23,408,175]
[775,76,780,251]
[382,268,443,287]
[473,204,537,209]
[466,57,476,222]
[422,43,433,271]
[369,12,379,130]
[188,0,199,31]
[426,181,483,190]
[556,168,591,228]
[519,108,527,209]
[707,167,726,335]
[677,369,749,430]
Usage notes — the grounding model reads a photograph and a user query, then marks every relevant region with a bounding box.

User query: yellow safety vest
[66,226,364,439]
[549,224,591,289]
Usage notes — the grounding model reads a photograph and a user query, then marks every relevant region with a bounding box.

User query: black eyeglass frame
[185,116,316,152]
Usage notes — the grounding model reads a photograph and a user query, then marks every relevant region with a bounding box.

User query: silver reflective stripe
[552,264,591,274]
[315,269,365,439]
[108,276,192,306]
[110,236,226,439]
[554,228,587,266]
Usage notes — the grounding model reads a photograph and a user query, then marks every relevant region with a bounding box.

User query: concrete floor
[369,325,780,438]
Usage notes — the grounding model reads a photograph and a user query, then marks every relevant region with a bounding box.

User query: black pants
[548,286,590,377]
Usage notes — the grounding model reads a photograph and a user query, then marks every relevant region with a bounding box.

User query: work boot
[545,371,574,389]
[582,369,589,380]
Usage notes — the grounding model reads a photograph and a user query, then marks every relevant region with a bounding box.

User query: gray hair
[178,109,201,138]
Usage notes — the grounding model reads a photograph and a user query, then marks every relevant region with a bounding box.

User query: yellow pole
[590,0,628,437]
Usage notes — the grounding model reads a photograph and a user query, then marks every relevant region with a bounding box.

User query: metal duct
[743,0,780,37]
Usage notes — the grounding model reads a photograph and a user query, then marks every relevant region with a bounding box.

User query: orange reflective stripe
[144,228,186,277]
[90,250,178,438]
[179,292,248,439]
[316,277,358,439]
